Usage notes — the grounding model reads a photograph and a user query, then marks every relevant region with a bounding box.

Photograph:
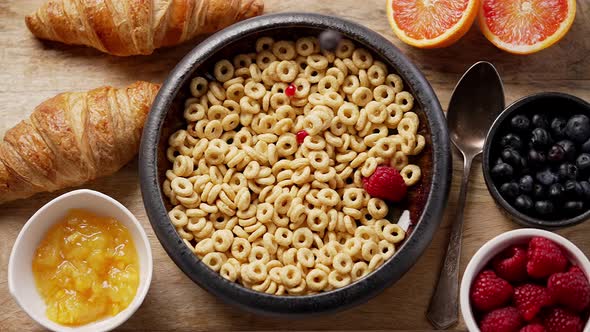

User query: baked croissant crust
[0,81,160,204]
[25,0,264,56]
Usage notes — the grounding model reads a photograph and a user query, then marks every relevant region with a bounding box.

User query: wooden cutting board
[1,1,589,331]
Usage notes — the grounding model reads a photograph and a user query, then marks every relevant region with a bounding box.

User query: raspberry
[520,324,546,332]
[480,307,523,332]
[471,270,514,312]
[285,83,296,97]
[362,166,407,202]
[493,245,529,282]
[548,265,590,312]
[543,307,583,332]
[513,284,553,321]
[527,237,568,278]
[296,130,309,144]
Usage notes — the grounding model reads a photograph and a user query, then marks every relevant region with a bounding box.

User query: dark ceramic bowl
[139,12,451,315]
[483,92,590,228]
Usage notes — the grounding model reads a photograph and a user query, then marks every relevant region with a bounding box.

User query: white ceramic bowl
[460,229,590,332]
[8,189,153,332]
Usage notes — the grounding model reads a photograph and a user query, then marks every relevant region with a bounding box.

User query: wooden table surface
[1,1,589,331]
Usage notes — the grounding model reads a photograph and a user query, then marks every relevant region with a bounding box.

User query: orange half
[479,0,577,55]
[386,0,480,48]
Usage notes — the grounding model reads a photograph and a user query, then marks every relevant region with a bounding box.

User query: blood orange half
[386,0,480,48]
[479,0,576,54]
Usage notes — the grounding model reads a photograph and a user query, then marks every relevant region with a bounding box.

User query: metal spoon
[426,61,505,329]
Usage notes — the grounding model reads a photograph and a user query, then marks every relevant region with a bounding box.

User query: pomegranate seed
[296,130,309,144]
[285,84,296,97]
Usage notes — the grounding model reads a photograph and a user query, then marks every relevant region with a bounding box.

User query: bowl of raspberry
[483,92,590,228]
[460,229,590,332]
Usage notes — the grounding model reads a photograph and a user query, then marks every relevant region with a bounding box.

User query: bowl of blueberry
[483,92,590,228]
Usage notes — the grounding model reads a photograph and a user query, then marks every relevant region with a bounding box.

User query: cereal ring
[231,237,251,261]
[272,41,296,60]
[332,253,353,274]
[214,60,234,82]
[190,77,208,97]
[328,270,351,288]
[280,265,302,288]
[292,228,314,249]
[335,39,355,59]
[383,224,405,244]
[202,252,226,272]
[306,269,328,291]
[256,37,274,52]
[351,261,369,281]
[295,37,316,56]
[401,164,421,186]
[351,87,373,107]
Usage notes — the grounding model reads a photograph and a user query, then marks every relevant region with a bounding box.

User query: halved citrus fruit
[479,0,576,55]
[386,0,480,48]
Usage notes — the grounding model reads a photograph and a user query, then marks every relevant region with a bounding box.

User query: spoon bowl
[447,62,506,157]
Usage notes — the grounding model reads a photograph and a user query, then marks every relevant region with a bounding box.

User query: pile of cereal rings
[163,36,425,295]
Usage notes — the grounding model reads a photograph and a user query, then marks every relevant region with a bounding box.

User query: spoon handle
[426,155,474,330]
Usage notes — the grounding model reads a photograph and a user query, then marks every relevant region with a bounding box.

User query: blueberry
[511,115,531,133]
[319,30,342,52]
[500,182,520,200]
[501,148,525,169]
[564,201,584,215]
[547,144,566,163]
[557,140,577,161]
[500,133,523,151]
[491,162,514,181]
[548,183,565,202]
[580,181,590,199]
[532,184,546,199]
[551,117,568,138]
[583,138,590,153]
[514,195,533,211]
[565,115,590,143]
[518,175,534,193]
[528,149,547,167]
[530,128,553,148]
[564,180,584,198]
[576,153,590,174]
[534,200,554,215]
[532,114,549,129]
[536,168,557,186]
[558,163,578,181]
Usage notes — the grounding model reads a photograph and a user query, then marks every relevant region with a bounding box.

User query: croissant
[0,81,160,204]
[25,0,264,56]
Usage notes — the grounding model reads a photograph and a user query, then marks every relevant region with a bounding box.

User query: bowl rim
[459,228,590,332]
[7,189,153,332]
[482,92,590,228]
[139,12,451,315]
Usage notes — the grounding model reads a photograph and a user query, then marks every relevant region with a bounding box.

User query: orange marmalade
[32,209,139,326]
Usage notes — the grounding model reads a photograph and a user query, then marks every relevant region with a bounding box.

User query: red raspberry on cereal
[296,130,309,144]
[285,83,296,97]
[362,166,407,202]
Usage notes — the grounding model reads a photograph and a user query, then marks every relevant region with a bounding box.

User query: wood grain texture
[1,0,589,331]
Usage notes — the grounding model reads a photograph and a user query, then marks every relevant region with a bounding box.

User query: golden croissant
[0,81,160,204]
[25,0,264,56]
